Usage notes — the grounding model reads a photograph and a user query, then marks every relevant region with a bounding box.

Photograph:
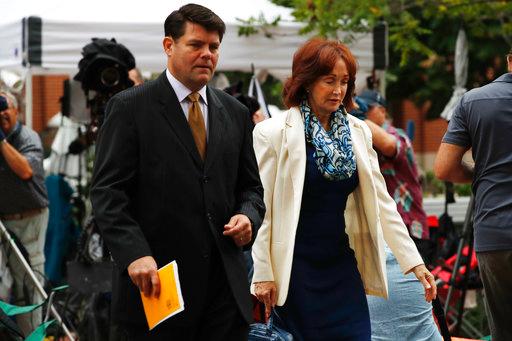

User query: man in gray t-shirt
[434,50,512,341]
[0,91,48,336]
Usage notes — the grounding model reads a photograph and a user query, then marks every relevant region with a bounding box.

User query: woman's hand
[412,264,437,302]
[254,281,277,320]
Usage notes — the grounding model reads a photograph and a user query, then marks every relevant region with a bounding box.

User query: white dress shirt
[166,69,209,139]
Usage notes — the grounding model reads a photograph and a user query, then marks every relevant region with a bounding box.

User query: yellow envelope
[140,260,185,330]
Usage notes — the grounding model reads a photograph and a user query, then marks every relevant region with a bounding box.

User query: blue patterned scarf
[301,100,356,181]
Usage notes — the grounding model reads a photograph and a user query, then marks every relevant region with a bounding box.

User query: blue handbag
[248,310,293,341]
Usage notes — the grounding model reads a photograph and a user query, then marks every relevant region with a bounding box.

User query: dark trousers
[110,249,248,341]
[476,249,512,341]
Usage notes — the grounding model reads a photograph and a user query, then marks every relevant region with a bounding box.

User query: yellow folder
[140,260,185,330]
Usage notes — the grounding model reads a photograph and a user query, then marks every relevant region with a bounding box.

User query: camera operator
[128,67,144,86]
[434,49,512,341]
[0,91,49,335]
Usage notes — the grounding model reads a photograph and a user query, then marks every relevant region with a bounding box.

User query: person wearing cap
[0,91,49,336]
[351,93,441,340]
[435,48,512,341]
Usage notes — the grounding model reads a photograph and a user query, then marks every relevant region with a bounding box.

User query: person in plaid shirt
[358,91,429,250]
[354,91,441,341]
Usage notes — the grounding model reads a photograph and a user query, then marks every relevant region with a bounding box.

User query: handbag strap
[266,309,277,334]
[432,297,451,340]
[268,308,284,330]
[258,301,266,323]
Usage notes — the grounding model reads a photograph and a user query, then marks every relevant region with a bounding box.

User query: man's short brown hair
[164,4,226,42]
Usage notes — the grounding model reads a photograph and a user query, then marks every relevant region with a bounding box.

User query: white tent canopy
[0,19,373,79]
[0,0,374,126]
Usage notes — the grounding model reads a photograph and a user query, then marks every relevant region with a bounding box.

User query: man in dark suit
[90,4,265,340]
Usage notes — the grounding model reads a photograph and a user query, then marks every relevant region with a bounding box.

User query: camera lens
[100,66,120,87]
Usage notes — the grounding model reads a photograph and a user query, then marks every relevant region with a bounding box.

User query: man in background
[129,68,144,86]
[234,94,265,126]
[0,91,49,336]
[435,49,512,341]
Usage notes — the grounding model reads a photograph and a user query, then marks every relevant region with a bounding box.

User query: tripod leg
[444,195,475,314]
[454,229,474,335]
[0,219,76,341]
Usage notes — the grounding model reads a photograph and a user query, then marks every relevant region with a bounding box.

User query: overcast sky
[2,0,294,24]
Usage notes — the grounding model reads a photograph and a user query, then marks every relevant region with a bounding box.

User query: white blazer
[251,107,423,305]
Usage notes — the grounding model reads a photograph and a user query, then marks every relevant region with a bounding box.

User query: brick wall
[395,99,448,170]
[399,99,425,153]
[423,119,448,152]
[31,75,68,132]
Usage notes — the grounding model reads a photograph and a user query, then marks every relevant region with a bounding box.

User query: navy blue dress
[275,143,371,341]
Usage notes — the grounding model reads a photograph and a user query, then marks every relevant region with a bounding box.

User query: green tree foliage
[266,0,512,117]
[273,0,512,65]
[387,13,510,118]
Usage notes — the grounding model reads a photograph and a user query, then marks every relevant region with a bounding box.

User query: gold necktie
[187,92,207,160]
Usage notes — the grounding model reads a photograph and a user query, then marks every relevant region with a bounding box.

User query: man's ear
[163,36,174,56]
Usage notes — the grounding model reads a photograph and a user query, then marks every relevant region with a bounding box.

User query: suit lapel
[204,88,227,173]
[349,118,372,181]
[155,72,203,168]
[285,108,306,213]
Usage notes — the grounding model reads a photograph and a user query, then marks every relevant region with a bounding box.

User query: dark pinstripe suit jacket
[90,71,265,328]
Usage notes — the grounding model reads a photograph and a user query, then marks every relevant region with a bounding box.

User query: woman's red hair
[283,38,357,112]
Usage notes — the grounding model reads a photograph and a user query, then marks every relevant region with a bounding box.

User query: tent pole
[377,69,386,98]
[25,67,33,128]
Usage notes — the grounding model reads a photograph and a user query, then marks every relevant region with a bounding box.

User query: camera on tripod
[58,38,136,158]
[73,37,135,136]
[66,37,137,243]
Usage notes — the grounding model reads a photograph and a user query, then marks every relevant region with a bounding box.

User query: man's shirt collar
[494,72,512,83]
[166,69,208,105]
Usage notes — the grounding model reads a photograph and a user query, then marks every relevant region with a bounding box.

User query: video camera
[58,41,136,336]
[73,38,135,134]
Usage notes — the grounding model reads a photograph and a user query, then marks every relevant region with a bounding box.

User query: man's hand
[254,281,277,320]
[127,256,161,298]
[223,214,252,247]
[412,264,437,302]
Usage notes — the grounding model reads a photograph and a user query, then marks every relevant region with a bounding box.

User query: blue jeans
[367,246,442,341]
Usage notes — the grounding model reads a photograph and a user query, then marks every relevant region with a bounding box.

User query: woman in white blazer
[251,39,437,341]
